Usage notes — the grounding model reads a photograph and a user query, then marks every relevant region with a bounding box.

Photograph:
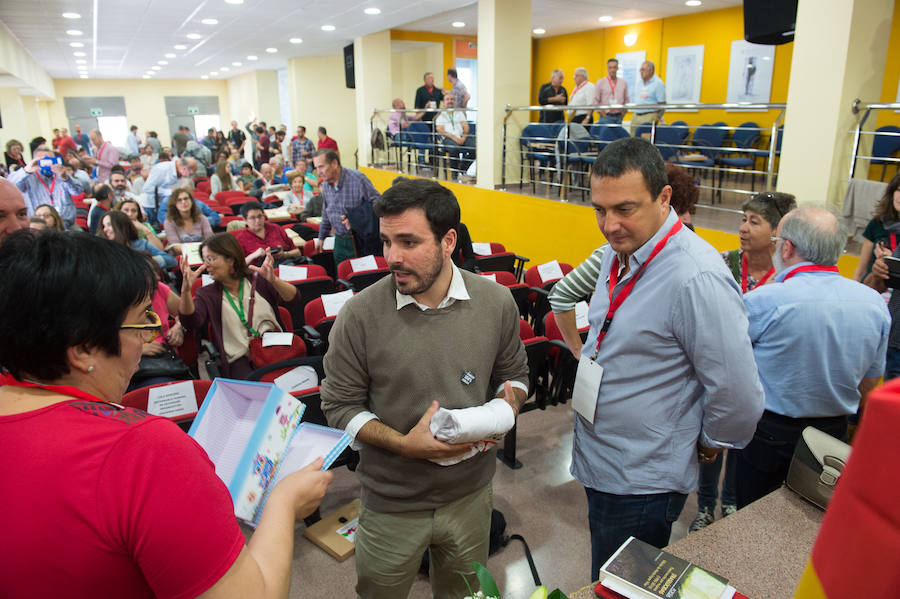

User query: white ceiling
[0,0,742,81]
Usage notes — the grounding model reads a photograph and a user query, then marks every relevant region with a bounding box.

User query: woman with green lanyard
[179,232,300,378]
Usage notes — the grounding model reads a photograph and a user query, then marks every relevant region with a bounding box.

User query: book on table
[187,378,350,527]
[599,536,739,599]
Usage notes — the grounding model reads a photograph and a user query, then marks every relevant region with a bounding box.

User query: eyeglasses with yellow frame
[120,309,163,343]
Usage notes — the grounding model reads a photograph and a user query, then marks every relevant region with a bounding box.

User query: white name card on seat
[264,208,291,220]
[537,259,564,282]
[350,255,378,272]
[472,242,493,256]
[323,237,335,251]
[147,380,198,418]
[480,273,497,283]
[262,332,294,347]
[202,274,214,287]
[183,242,203,266]
[575,300,590,330]
[278,265,309,281]
[321,290,354,317]
[273,365,319,394]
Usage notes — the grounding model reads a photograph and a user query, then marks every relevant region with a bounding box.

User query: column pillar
[354,30,393,167]
[777,0,893,207]
[477,0,532,189]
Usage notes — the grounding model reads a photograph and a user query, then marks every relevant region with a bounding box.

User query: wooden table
[569,487,823,599]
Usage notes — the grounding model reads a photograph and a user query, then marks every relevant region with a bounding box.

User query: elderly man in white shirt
[568,67,596,125]
[435,93,474,180]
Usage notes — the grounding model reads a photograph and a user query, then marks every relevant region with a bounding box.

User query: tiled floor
[275,402,709,599]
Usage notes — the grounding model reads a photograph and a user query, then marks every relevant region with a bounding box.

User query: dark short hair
[240,162,253,172]
[374,179,459,242]
[665,164,698,216]
[318,126,327,135]
[109,164,126,176]
[591,137,668,199]
[314,149,340,166]
[741,191,797,230]
[607,58,618,65]
[130,125,138,132]
[95,184,114,204]
[201,232,250,279]
[0,230,155,381]
[240,200,265,219]
[447,68,458,78]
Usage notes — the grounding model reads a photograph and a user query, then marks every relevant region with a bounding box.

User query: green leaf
[547,590,567,599]
[528,586,548,599]
[473,561,501,598]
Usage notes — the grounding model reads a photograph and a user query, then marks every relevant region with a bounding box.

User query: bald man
[82,129,119,182]
[0,179,30,243]
[737,205,890,507]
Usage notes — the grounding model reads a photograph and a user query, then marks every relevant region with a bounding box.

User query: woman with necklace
[179,232,300,378]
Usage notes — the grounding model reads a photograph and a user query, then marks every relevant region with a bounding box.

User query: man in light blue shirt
[630,61,666,135]
[737,206,889,508]
[125,125,141,157]
[573,137,764,581]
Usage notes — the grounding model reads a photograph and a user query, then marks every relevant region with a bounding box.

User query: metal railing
[849,100,900,181]
[501,102,787,210]
[369,107,478,184]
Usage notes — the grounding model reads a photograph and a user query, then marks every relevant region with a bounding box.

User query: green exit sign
[187,106,199,115]
[90,108,102,116]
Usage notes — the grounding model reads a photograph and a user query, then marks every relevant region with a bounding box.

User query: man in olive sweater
[321,179,529,599]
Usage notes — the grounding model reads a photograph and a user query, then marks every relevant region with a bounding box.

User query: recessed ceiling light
[157,60,168,65]
[145,72,155,76]
[142,75,152,79]
[73,51,86,57]
[451,21,465,28]
[62,12,80,19]
[69,42,84,47]
[289,37,303,44]
[80,75,89,79]
[75,59,86,64]
[66,29,83,36]
[225,0,243,4]
[220,66,230,71]
[598,15,613,22]
[186,33,202,40]
[165,53,176,58]
[247,55,258,60]
[201,18,218,25]
[152,66,162,70]
[685,0,702,5]
[265,47,278,53]
[210,72,218,76]
[364,7,381,15]
[174,44,187,50]
[201,75,209,79]
[533,28,546,35]
[321,25,336,32]
[232,61,242,66]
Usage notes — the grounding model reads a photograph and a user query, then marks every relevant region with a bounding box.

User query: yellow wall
[531,7,793,129]
[286,55,358,165]
[391,43,444,107]
[49,78,231,143]
[390,30,476,89]
[360,166,860,278]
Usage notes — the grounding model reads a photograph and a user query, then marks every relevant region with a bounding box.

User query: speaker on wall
[344,43,355,89]
[743,0,798,45]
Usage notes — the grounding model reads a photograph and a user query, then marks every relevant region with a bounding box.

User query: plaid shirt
[291,138,315,165]
[7,168,81,227]
[318,167,381,239]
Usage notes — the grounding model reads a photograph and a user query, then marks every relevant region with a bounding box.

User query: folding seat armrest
[336,278,356,292]
[301,325,324,354]
[513,255,530,281]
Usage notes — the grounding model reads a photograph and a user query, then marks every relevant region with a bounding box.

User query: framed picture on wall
[615,50,646,102]
[726,40,775,108]
[665,45,704,109]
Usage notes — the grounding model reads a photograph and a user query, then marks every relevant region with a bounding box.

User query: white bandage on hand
[428,398,516,466]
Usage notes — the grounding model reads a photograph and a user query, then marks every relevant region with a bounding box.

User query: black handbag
[132,346,192,381]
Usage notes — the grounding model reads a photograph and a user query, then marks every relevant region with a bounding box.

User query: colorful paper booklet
[188,379,350,526]
[600,537,735,599]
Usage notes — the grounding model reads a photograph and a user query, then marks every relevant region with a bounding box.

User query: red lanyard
[97,142,107,161]
[37,173,56,197]
[891,234,897,252]
[0,373,116,406]
[573,81,587,96]
[781,264,839,282]
[741,253,775,294]
[593,219,683,356]
[608,77,618,94]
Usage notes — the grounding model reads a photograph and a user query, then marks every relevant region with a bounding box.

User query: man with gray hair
[737,205,890,508]
[568,67,596,124]
[538,69,567,123]
[631,61,666,135]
